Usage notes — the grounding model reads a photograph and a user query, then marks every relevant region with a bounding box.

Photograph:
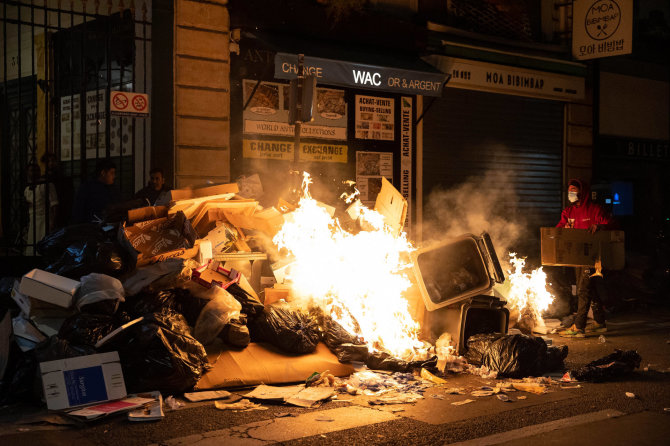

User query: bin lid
[410,232,505,311]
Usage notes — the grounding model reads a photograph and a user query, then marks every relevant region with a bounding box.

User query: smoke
[422,169,528,271]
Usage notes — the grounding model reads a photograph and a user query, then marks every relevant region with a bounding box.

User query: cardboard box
[39,352,127,410]
[127,206,168,224]
[19,269,80,308]
[540,227,625,269]
[195,342,354,389]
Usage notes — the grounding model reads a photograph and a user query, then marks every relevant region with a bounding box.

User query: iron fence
[0,0,152,257]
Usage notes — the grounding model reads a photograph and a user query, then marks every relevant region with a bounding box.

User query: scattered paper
[214,399,266,411]
[471,390,494,397]
[184,390,233,402]
[245,384,335,408]
[496,394,512,402]
[315,415,335,422]
[420,368,447,384]
[69,397,155,420]
[625,392,636,398]
[511,382,547,395]
[128,392,164,422]
[517,396,527,400]
[165,396,185,410]
[451,399,474,406]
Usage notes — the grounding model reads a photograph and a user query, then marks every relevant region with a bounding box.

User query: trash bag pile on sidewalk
[0,177,577,413]
[0,179,443,409]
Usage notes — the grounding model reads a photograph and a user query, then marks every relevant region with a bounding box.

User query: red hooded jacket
[556,179,613,229]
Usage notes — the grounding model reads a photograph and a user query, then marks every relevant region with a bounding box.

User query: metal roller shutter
[422,88,564,257]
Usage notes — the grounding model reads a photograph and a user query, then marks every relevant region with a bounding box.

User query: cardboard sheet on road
[195,342,354,389]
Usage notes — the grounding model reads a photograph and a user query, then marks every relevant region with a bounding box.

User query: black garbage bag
[100,308,209,393]
[226,283,264,318]
[37,223,134,279]
[123,288,208,326]
[249,306,320,354]
[34,336,98,363]
[571,349,642,382]
[219,318,251,349]
[545,345,569,372]
[482,334,548,378]
[365,351,437,372]
[58,313,120,347]
[0,343,40,405]
[335,343,369,363]
[321,316,363,350]
[464,333,505,366]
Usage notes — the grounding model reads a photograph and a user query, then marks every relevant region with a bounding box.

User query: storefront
[229,32,447,239]
[420,54,586,256]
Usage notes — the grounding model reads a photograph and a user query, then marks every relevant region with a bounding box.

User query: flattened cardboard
[374,177,407,236]
[39,352,127,410]
[541,227,625,269]
[169,183,239,202]
[195,342,354,389]
[19,269,80,308]
[223,207,285,237]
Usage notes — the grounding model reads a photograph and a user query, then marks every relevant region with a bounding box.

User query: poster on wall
[242,80,347,141]
[355,95,394,141]
[356,151,393,207]
[86,88,132,158]
[60,94,81,161]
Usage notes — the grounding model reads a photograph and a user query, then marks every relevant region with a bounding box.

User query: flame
[273,173,423,360]
[505,253,554,324]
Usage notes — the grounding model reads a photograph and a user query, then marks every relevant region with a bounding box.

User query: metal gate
[1,0,152,256]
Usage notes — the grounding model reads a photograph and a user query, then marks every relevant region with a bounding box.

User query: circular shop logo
[585,0,621,40]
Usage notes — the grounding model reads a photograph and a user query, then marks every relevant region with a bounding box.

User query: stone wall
[174,0,230,188]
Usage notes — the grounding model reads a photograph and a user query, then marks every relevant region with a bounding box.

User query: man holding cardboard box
[557,179,615,338]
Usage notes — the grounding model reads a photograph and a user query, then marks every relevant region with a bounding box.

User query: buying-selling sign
[572,0,633,60]
[355,96,394,141]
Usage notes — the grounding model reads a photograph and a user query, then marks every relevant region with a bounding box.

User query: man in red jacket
[557,179,614,338]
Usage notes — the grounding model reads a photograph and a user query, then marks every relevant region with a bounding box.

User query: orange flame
[505,253,554,325]
[273,173,424,359]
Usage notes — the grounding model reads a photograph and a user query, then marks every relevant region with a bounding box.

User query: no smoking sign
[110,90,149,116]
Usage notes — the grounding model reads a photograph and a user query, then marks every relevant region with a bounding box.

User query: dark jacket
[72,179,120,223]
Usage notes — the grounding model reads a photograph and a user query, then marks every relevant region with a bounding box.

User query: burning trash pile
[0,171,638,420]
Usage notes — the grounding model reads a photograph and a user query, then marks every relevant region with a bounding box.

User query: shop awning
[246,31,448,97]
[274,53,448,97]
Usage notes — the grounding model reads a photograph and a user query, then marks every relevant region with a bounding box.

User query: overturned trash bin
[411,232,508,354]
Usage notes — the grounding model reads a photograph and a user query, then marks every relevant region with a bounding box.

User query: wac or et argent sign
[274,53,447,97]
[572,0,633,60]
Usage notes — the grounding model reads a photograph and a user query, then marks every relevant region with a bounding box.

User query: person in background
[557,178,614,338]
[24,161,58,255]
[135,167,172,206]
[72,159,120,223]
[41,152,73,230]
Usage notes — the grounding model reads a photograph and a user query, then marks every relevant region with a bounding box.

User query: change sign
[572,0,633,60]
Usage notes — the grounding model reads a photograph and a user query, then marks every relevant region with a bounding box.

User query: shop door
[422,88,564,258]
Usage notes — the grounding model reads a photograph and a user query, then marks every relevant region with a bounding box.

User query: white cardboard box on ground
[39,351,127,410]
[19,269,80,308]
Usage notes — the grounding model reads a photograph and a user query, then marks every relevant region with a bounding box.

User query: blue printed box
[40,352,127,410]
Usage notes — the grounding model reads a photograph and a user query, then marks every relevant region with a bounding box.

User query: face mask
[568,191,578,203]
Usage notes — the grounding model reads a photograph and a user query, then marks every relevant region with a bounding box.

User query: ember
[273,173,426,360]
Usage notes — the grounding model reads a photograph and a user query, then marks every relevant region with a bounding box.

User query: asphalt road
[2,308,670,446]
